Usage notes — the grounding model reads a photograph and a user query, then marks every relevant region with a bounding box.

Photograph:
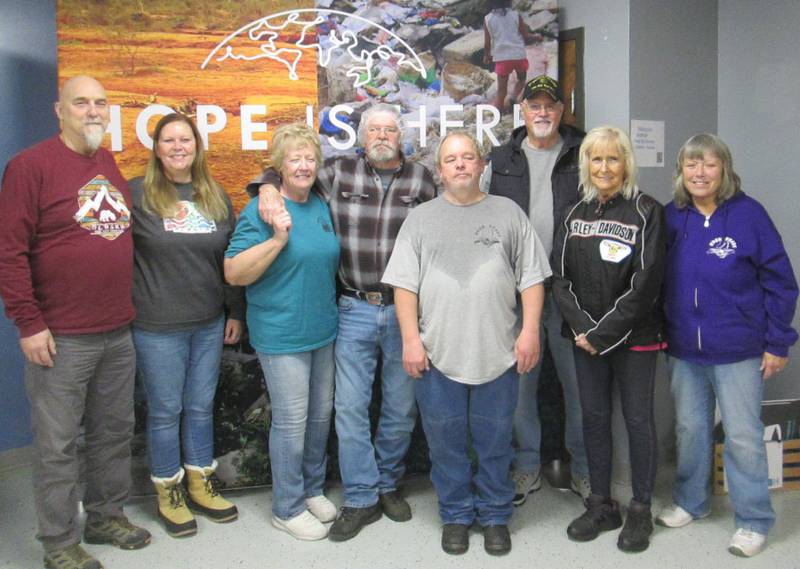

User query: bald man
[0,76,150,569]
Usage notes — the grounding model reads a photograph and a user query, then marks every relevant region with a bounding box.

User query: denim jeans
[574,347,658,504]
[258,343,334,520]
[668,356,775,534]
[513,291,588,476]
[416,365,518,526]
[25,326,135,552]
[133,316,224,478]
[334,296,417,507]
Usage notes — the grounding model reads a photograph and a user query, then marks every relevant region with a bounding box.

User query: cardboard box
[713,399,800,495]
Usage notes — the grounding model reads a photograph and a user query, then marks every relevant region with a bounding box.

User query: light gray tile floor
[1,463,798,569]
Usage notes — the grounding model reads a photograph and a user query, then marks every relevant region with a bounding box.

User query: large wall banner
[57,0,559,491]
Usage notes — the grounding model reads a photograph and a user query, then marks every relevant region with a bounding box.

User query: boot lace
[168,483,189,509]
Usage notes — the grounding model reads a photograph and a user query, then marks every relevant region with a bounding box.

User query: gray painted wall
[630,0,718,205]
[718,0,800,399]
[0,0,58,451]
[559,0,630,131]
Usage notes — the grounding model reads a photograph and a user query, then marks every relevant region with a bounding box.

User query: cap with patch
[521,75,563,103]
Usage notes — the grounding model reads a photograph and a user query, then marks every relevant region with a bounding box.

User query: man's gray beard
[532,122,555,139]
[366,144,397,164]
[84,126,105,152]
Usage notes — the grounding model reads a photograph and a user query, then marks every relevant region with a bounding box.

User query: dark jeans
[573,347,657,504]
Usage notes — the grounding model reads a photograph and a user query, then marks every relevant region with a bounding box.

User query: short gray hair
[357,103,403,147]
[672,133,741,208]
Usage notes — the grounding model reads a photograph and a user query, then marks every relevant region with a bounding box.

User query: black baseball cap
[521,75,563,102]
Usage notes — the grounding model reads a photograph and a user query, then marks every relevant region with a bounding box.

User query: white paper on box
[723,424,783,492]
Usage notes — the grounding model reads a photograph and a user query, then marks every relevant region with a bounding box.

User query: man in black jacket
[483,75,589,506]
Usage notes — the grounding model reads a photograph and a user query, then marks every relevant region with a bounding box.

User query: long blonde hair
[142,113,228,221]
[578,126,639,203]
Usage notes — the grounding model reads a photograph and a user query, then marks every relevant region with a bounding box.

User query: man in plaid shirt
[248,103,436,541]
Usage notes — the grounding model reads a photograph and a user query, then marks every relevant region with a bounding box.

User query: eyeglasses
[367,126,400,135]
[524,102,559,114]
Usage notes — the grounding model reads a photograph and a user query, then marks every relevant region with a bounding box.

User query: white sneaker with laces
[569,473,591,502]
[512,468,542,506]
[272,510,329,540]
[306,495,337,523]
[728,528,767,557]
[656,504,708,528]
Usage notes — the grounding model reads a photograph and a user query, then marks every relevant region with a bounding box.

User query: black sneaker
[567,494,622,542]
[441,523,469,555]
[328,504,382,542]
[379,490,412,522]
[482,525,511,556]
[617,500,653,553]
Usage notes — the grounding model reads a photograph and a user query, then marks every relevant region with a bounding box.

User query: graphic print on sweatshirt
[163,201,217,234]
[706,236,737,259]
[73,175,131,240]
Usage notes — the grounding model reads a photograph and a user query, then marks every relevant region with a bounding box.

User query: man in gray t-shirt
[382,132,550,556]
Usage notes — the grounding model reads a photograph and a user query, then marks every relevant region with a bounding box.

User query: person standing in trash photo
[483,0,538,112]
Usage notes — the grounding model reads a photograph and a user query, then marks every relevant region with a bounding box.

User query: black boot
[617,500,653,553]
[567,494,622,542]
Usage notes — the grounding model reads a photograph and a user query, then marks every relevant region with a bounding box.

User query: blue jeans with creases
[416,365,518,526]
[133,316,224,478]
[334,296,417,507]
[513,291,588,476]
[668,356,775,534]
[258,343,334,520]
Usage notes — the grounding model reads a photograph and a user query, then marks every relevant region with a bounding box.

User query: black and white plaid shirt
[249,153,437,292]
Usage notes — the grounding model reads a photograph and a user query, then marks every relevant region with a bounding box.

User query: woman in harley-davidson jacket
[553,126,666,553]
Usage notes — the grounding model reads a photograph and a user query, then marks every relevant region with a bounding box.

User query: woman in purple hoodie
[656,134,798,558]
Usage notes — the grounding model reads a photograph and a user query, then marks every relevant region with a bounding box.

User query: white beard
[531,121,556,139]
[84,125,105,152]
[366,143,397,164]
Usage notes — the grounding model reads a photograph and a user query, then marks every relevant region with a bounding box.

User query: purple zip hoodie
[664,192,798,364]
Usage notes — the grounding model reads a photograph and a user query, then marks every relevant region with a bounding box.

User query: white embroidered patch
[599,239,631,263]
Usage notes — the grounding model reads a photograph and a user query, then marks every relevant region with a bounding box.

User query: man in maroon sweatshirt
[0,76,150,569]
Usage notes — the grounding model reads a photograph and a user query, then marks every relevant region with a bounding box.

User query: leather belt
[341,288,394,306]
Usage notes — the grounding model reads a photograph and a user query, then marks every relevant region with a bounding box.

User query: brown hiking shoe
[44,544,102,569]
[84,515,151,550]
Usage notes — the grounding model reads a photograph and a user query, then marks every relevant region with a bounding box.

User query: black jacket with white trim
[552,191,666,355]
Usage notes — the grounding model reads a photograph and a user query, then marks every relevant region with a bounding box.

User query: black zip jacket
[487,123,585,266]
[552,191,666,355]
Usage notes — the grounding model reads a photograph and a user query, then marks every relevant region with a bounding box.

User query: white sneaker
[512,468,542,506]
[569,473,591,502]
[272,510,328,540]
[728,528,767,557]
[306,495,337,523]
[655,504,708,528]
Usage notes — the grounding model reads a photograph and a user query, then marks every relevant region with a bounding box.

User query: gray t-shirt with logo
[382,194,551,385]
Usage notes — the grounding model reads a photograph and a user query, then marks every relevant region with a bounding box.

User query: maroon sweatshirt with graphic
[0,136,134,338]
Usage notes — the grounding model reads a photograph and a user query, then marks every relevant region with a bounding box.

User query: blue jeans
[513,291,588,476]
[574,347,658,504]
[334,296,417,507]
[668,356,775,534]
[416,365,518,526]
[258,343,334,519]
[133,316,224,478]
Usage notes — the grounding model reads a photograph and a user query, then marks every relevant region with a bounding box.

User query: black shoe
[380,490,412,522]
[329,504,382,542]
[567,494,623,542]
[482,525,511,556]
[617,500,653,553]
[441,524,469,555]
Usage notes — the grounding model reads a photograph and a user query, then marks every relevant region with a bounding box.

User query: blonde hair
[672,133,741,208]
[143,113,227,221]
[270,122,322,175]
[578,126,639,203]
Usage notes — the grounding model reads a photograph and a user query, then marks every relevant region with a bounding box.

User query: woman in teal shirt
[225,123,339,541]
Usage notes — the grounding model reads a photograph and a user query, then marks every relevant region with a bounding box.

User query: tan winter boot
[152,469,197,537]
[185,461,238,523]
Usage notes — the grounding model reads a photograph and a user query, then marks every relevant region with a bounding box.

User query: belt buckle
[365,291,383,305]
